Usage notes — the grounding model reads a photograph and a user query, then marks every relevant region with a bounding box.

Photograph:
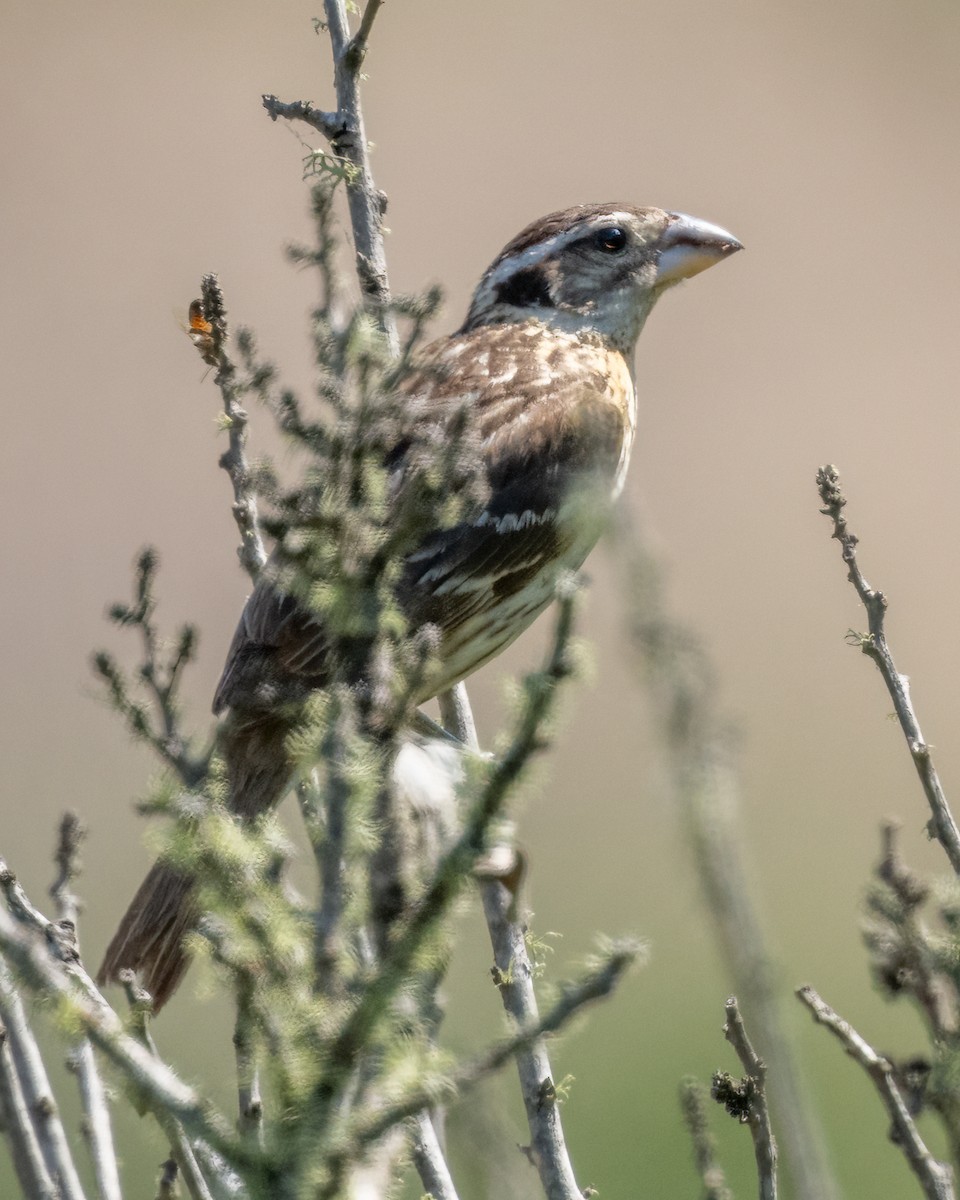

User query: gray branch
[440,679,590,1200]
[798,985,955,1200]
[0,956,87,1200]
[0,884,242,1172]
[49,812,124,1200]
[481,883,584,1200]
[0,1013,59,1200]
[263,0,397,351]
[721,996,778,1200]
[816,465,960,874]
[93,550,208,787]
[261,96,340,140]
[233,985,264,1152]
[408,1112,460,1200]
[342,940,639,1157]
[197,273,267,583]
[66,1042,121,1200]
[679,1079,732,1200]
[118,972,220,1200]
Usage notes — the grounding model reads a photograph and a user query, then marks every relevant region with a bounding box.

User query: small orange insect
[185,298,218,367]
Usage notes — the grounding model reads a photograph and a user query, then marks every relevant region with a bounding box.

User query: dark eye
[595,226,627,253]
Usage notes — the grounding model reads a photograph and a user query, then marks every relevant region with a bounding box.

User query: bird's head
[463,204,742,352]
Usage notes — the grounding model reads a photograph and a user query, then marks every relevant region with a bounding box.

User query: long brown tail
[97,713,294,1011]
[96,862,197,1009]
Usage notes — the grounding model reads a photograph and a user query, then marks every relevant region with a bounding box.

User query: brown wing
[213,322,628,713]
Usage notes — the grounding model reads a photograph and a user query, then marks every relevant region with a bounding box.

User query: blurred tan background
[5,1,960,1195]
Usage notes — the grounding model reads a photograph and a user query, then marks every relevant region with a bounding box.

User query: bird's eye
[594,226,628,253]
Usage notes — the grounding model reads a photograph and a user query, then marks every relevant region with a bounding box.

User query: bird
[98,203,741,1008]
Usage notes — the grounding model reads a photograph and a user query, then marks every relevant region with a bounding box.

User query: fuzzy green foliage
[49,176,622,1200]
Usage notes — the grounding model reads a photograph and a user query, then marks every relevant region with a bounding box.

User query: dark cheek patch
[495,265,554,309]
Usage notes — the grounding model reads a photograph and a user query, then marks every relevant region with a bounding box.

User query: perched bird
[99,203,741,1008]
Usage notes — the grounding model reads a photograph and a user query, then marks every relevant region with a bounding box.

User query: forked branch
[817,465,960,873]
[798,986,955,1200]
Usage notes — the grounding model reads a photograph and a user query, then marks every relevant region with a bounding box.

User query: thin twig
[233,985,264,1151]
[118,973,219,1200]
[441,679,588,1200]
[481,883,584,1200]
[437,685,478,754]
[346,0,385,66]
[0,899,244,1174]
[816,465,960,874]
[297,766,348,1001]
[67,1043,122,1200]
[679,1078,733,1200]
[408,1112,460,1200]
[0,955,87,1200]
[798,985,956,1200]
[50,811,84,929]
[49,813,124,1200]
[719,996,778,1200]
[0,856,89,1200]
[93,550,208,787]
[339,940,640,1160]
[261,96,340,141]
[263,0,397,351]
[199,273,267,582]
[0,1014,59,1200]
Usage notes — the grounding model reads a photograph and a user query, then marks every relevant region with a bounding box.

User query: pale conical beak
[655,212,742,287]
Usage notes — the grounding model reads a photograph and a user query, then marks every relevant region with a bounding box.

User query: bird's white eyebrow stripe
[481,212,638,293]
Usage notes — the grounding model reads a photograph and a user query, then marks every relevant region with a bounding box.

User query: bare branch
[118,972,222,1200]
[0,892,243,1173]
[261,95,340,140]
[717,996,778,1200]
[437,684,479,753]
[408,1112,460,1200]
[679,1078,733,1200]
[93,549,209,787]
[440,675,589,1200]
[341,939,640,1159]
[798,985,955,1200]
[47,812,125,1200]
[233,985,264,1151]
[198,273,267,583]
[0,1015,59,1200]
[346,0,385,68]
[482,882,583,1200]
[816,465,960,873]
[66,1043,122,1200]
[0,956,87,1200]
[263,0,397,350]
[50,811,84,930]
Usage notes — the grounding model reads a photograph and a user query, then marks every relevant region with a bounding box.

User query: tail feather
[96,862,196,1010]
[97,713,294,1011]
